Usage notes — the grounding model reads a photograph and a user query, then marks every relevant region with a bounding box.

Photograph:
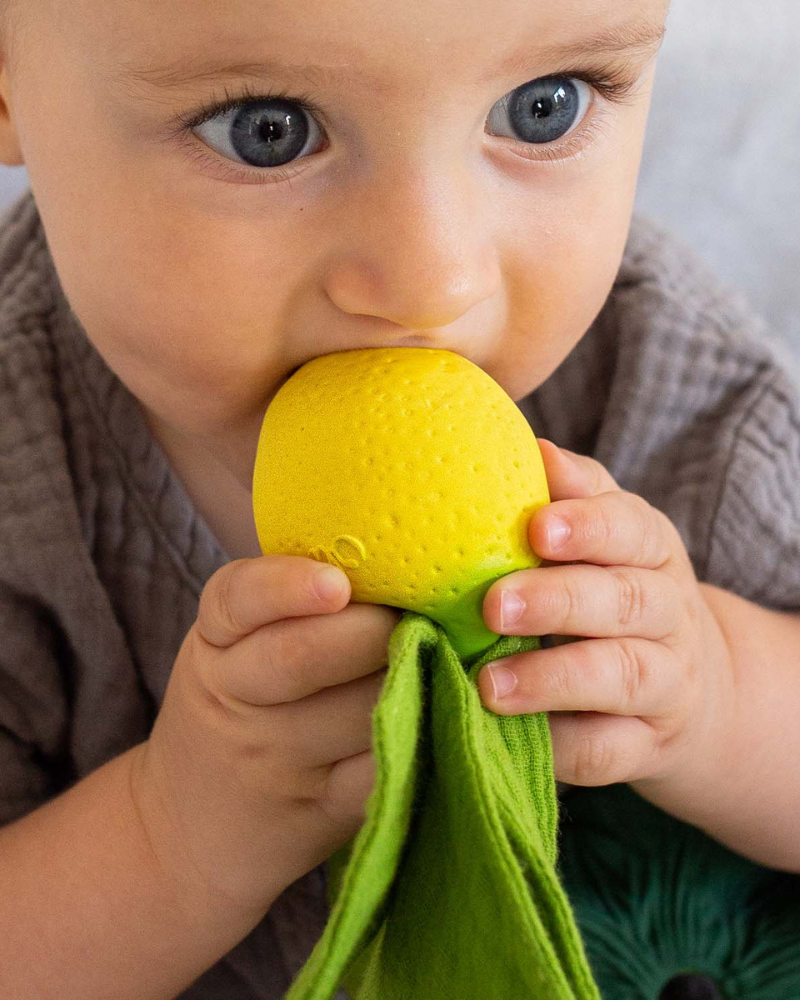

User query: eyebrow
[122,18,666,93]
[482,20,667,83]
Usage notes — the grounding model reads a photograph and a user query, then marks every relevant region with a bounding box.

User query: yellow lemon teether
[252,347,550,659]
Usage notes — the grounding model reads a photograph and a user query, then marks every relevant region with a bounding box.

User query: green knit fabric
[559,783,800,998]
[287,611,600,1000]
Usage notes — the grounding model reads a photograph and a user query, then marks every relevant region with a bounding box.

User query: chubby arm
[633,584,800,871]
[0,745,262,1000]
[478,440,800,872]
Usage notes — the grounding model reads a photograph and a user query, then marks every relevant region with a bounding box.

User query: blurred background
[0,0,797,347]
[635,0,800,349]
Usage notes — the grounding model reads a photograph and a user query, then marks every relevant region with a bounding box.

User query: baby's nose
[322,165,501,330]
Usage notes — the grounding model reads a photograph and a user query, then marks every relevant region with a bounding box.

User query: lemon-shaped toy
[252,347,550,659]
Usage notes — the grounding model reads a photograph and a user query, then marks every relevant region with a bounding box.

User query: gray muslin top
[1,189,799,997]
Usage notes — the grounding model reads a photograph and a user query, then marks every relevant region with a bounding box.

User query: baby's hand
[129,555,399,929]
[478,440,737,793]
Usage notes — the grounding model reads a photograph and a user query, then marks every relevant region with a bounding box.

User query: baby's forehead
[9,0,669,42]
[3,0,669,92]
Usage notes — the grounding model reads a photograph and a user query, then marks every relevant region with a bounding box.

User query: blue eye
[194,97,325,168]
[486,76,592,145]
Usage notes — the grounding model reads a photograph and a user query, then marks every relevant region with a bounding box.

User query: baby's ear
[0,65,24,166]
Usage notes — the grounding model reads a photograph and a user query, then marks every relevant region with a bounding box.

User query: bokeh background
[0,0,797,347]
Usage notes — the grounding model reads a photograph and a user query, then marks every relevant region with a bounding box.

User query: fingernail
[486,663,518,700]
[545,516,570,551]
[314,565,347,601]
[499,590,525,630]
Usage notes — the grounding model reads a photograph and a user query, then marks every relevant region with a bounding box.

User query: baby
[0,0,799,995]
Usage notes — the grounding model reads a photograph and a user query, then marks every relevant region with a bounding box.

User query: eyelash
[168,66,640,185]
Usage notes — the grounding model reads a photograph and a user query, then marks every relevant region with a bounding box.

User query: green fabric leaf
[287,611,600,1000]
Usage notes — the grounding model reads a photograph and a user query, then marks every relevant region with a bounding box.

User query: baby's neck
[139,406,262,562]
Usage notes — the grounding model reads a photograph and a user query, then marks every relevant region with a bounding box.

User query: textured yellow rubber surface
[252,347,550,659]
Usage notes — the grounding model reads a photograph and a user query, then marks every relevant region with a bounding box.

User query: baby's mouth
[278,344,482,393]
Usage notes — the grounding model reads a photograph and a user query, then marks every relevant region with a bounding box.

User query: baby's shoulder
[614,214,800,606]
[0,189,62,385]
[0,190,67,444]
[619,212,799,387]
[604,211,800,481]
[0,191,81,564]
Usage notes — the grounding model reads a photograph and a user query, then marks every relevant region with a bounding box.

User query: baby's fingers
[478,637,678,719]
[536,438,619,501]
[534,440,690,573]
[548,713,656,786]
[531,490,686,571]
[197,555,350,648]
[484,564,681,640]
[203,601,399,707]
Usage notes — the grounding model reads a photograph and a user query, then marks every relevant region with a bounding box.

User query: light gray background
[0,0,798,345]
[635,0,800,347]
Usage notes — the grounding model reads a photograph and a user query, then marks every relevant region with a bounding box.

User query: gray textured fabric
[0,191,328,997]
[0,187,799,997]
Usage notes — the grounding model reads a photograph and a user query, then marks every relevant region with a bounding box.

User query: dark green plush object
[287,612,600,1000]
[558,783,800,999]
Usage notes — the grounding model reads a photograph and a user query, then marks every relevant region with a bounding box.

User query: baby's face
[0,0,667,445]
